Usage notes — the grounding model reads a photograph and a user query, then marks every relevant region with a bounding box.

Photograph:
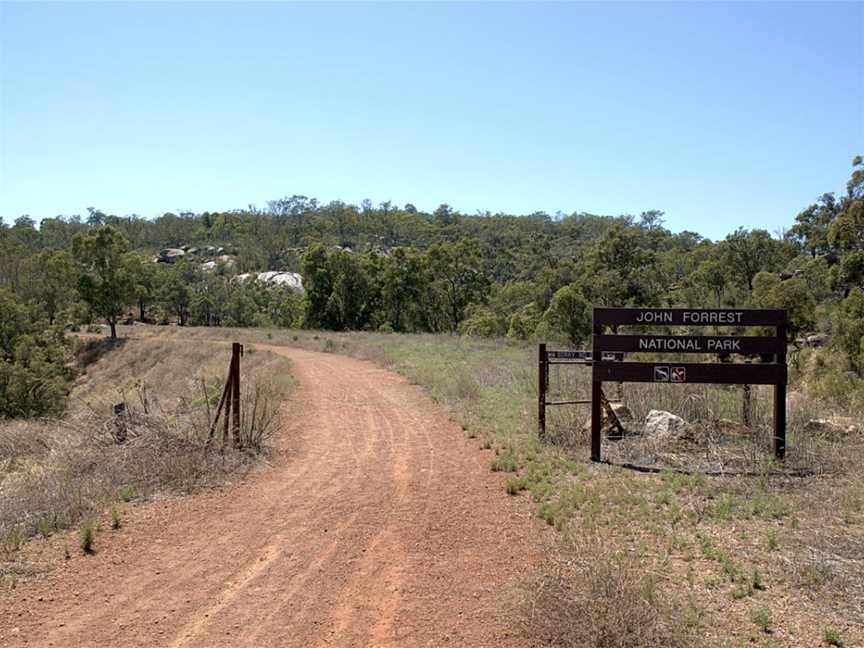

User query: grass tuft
[750,606,772,633]
[519,534,695,647]
[118,485,136,503]
[824,627,843,646]
[79,520,97,555]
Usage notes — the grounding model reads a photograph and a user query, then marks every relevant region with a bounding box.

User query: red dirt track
[1,346,542,647]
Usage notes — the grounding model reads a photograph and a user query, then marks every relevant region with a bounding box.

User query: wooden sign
[547,350,593,360]
[594,307,786,327]
[590,307,787,464]
[547,350,622,361]
[593,334,784,355]
[593,361,787,385]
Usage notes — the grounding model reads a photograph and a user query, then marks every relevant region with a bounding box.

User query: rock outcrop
[234,271,304,294]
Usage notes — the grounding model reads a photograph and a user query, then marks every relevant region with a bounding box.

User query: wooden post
[208,365,232,444]
[774,323,787,460]
[223,354,233,446]
[591,322,602,462]
[538,343,547,439]
[231,342,242,448]
[206,342,244,448]
[742,383,752,427]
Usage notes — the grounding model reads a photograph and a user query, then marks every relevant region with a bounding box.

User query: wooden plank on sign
[547,350,593,360]
[594,334,784,355]
[592,361,787,385]
[593,307,786,327]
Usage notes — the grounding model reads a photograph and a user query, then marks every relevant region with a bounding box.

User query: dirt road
[1,346,542,647]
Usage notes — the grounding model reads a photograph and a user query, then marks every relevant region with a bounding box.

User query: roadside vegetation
[0,336,291,575]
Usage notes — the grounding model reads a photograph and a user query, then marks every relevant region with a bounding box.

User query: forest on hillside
[1,156,862,419]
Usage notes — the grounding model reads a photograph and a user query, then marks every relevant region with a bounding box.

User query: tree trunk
[139,297,146,322]
[109,319,117,339]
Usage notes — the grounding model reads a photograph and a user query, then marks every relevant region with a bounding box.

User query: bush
[543,285,592,347]
[750,606,772,633]
[458,305,506,338]
[824,627,843,646]
[117,485,136,502]
[520,534,694,647]
[507,303,542,341]
[79,520,96,554]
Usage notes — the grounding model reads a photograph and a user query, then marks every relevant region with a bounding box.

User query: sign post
[538,343,547,438]
[590,308,787,462]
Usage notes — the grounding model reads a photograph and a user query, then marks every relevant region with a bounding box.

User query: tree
[223,286,259,328]
[720,228,792,292]
[638,210,665,231]
[833,287,864,374]
[543,284,592,346]
[158,267,192,326]
[751,272,815,343]
[459,304,505,337]
[584,224,662,306]
[0,289,70,418]
[381,248,426,331]
[827,156,864,254]
[689,252,729,307]
[788,193,838,257]
[507,303,542,340]
[130,256,159,322]
[433,203,455,226]
[72,226,136,338]
[301,244,335,328]
[426,240,488,331]
[20,250,75,324]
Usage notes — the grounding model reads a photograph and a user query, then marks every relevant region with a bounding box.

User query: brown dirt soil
[0,345,544,647]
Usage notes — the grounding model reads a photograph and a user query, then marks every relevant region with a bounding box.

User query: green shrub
[110,507,122,530]
[118,485,136,502]
[750,606,772,633]
[824,627,843,646]
[79,520,97,554]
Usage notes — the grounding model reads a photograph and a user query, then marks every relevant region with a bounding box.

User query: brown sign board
[594,308,786,327]
[593,334,784,355]
[547,350,621,361]
[547,350,592,360]
[593,361,787,385]
[589,306,788,464]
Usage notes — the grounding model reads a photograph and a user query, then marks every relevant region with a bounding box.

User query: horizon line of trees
[1,156,862,419]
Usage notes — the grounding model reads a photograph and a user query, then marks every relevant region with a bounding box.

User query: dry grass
[0,335,292,566]
[519,533,696,648]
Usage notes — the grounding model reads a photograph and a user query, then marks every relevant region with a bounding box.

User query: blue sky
[1,1,861,240]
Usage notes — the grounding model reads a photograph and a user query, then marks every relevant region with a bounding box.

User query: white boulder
[803,418,859,437]
[234,271,305,294]
[644,410,686,439]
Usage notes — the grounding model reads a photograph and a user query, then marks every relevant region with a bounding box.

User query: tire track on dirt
[1,345,543,647]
